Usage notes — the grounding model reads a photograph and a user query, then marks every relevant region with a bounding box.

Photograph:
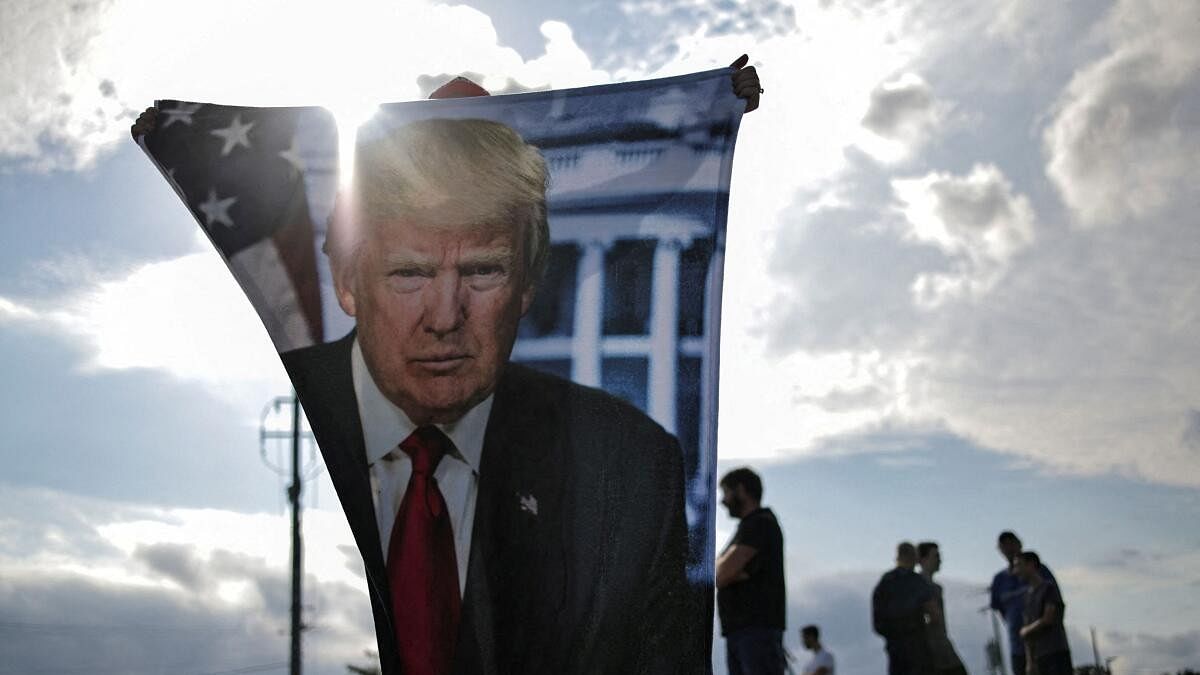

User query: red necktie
[388,426,461,675]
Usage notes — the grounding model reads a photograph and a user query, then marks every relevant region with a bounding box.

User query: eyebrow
[380,248,516,270]
[458,248,515,268]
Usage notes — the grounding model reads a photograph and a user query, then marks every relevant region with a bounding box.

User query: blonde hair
[328,117,549,286]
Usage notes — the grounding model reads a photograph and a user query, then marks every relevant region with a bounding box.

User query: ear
[519,281,536,317]
[331,257,359,318]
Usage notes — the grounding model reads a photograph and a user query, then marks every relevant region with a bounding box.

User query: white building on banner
[511,95,734,582]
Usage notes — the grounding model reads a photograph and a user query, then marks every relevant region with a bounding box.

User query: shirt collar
[351,338,491,472]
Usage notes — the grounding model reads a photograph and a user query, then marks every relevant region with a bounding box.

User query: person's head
[718,467,763,519]
[997,530,1023,563]
[801,625,821,650]
[1015,550,1043,583]
[327,117,549,424]
[896,541,917,569]
[917,541,941,574]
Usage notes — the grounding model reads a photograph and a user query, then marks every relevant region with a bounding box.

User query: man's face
[921,547,941,574]
[335,217,534,424]
[999,539,1021,563]
[1015,558,1033,581]
[802,632,818,650]
[720,485,746,519]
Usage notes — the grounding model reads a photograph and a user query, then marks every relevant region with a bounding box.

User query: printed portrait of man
[280,117,695,675]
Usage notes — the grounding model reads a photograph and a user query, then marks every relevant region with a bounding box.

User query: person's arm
[871,578,888,637]
[1019,600,1060,639]
[715,543,758,589]
[729,54,761,113]
[989,573,1002,613]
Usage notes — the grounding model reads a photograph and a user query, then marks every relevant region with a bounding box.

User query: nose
[424,272,466,337]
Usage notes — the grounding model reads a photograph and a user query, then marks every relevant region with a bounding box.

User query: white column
[648,235,686,432]
[571,238,609,387]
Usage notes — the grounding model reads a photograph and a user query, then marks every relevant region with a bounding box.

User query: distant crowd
[872,532,1069,675]
[714,466,1071,675]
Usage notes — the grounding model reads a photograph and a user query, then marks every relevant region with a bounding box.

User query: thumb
[729,54,749,69]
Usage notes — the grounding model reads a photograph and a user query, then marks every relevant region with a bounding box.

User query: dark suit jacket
[281,332,700,674]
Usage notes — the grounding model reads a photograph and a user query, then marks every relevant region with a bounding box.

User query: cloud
[1,1,614,172]
[134,542,210,592]
[608,0,798,74]
[0,486,374,675]
[712,0,1200,488]
[0,294,37,321]
[0,0,134,172]
[1104,629,1200,675]
[893,163,1036,305]
[859,73,945,161]
[0,237,292,415]
[1044,0,1200,226]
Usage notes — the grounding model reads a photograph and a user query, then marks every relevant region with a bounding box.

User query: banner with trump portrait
[138,68,743,674]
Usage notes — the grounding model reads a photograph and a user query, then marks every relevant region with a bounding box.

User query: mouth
[412,354,471,373]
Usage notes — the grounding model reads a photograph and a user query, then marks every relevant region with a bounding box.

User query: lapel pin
[518,492,538,516]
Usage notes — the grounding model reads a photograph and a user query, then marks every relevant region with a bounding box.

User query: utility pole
[289,394,302,675]
[991,610,1008,675]
[980,598,1009,675]
[1091,626,1104,674]
[261,394,318,675]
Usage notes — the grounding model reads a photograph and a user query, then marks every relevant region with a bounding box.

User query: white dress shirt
[351,339,491,597]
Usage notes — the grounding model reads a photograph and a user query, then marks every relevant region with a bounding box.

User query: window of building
[519,243,579,338]
[677,239,713,337]
[602,239,654,336]
[601,357,649,411]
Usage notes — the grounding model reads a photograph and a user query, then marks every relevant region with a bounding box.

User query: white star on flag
[210,114,255,156]
[161,103,201,128]
[278,136,305,173]
[198,188,238,228]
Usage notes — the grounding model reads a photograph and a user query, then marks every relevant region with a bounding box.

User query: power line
[189,661,289,675]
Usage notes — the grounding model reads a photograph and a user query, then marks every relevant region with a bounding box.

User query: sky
[1,0,1198,674]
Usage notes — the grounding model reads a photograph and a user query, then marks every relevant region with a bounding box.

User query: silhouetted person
[917,542,967,675]
[717,467,787,675]
[1017,551,1073,675]
[990,531,1056,675]
[872,542,936,675]
[800,624,835,675]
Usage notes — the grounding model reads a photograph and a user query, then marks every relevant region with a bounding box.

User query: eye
[389,266,427,278]
[386,266,431,292]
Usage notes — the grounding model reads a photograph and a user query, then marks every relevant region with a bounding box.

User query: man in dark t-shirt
[717,467,787,675]
[872,542,936,675]
[1017,551,1073,675]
